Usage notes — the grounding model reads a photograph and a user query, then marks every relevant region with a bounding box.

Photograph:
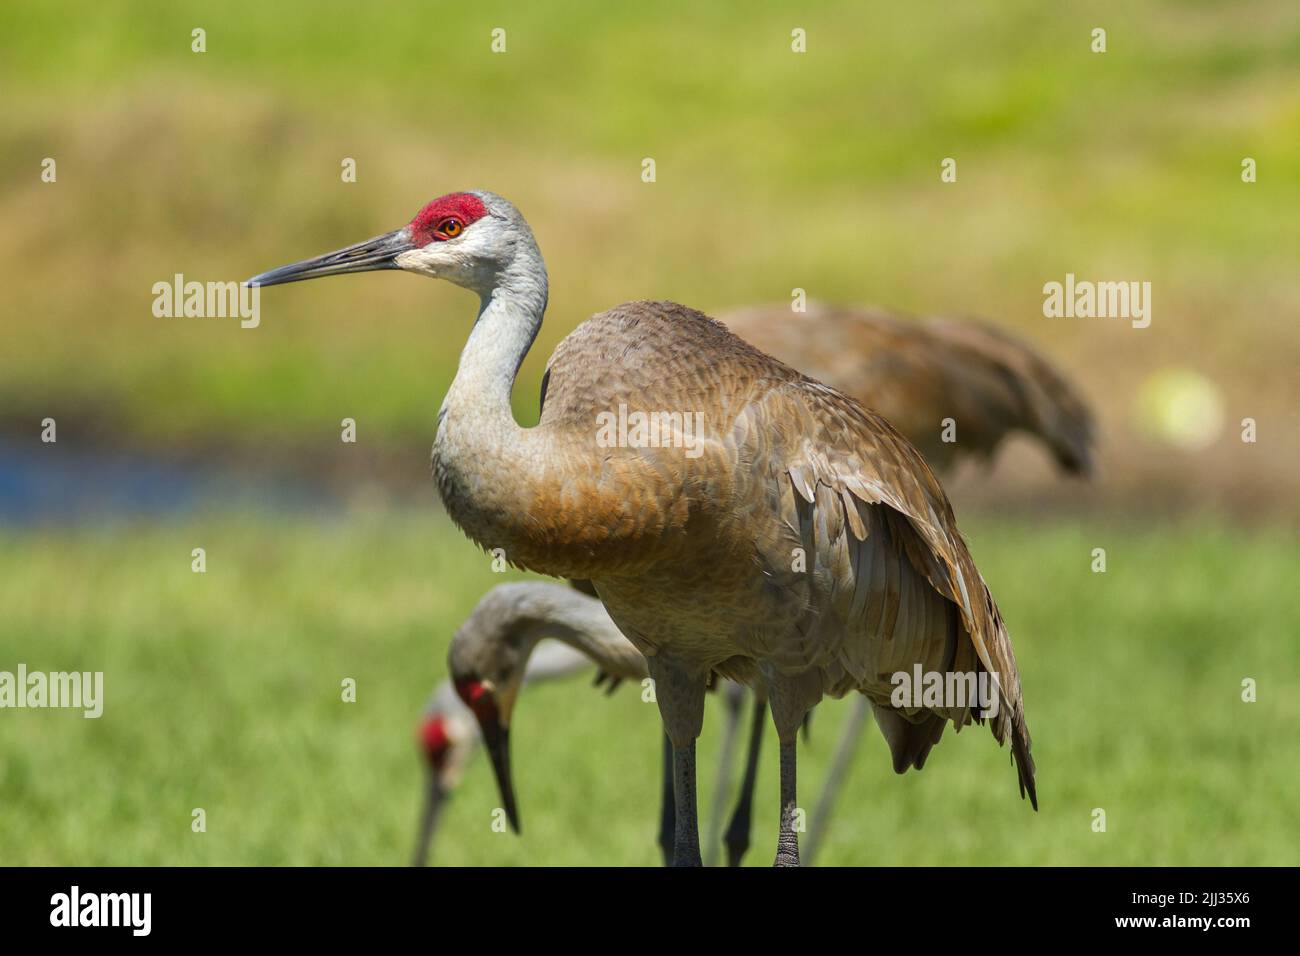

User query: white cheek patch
[390,248,421,270]
[394,248,425,271]
[394,225,497,290]
[394,243,465,278]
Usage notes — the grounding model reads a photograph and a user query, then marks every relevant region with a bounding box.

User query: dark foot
[774,843,801,867]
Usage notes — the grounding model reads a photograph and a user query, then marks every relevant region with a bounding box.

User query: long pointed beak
[411,772,449,867]
[247,229,414,287]
[479,717,521,834]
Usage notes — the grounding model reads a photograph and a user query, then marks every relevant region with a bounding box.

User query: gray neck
[521,640,599,684]
[432,238,562,566]
[442,257,548,424]
[511,587,646,679]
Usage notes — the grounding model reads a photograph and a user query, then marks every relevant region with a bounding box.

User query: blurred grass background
[0,1,1298,865]
[3,0,1298,507]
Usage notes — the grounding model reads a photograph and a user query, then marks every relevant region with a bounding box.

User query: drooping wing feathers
[740,370,1037,807]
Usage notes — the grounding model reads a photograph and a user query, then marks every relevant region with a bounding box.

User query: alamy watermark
[1043,273,1151,329]
[152,274,260,329]
[595,404,706,459]
[0,664,103,718]
[890,664,999,719]
[50,886,150,936]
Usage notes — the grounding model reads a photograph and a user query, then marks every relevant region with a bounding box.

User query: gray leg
[657,732,675,866]
[803,695,869,865]
[648,656,708,868]
[774,739,800,867]
[671,742,702,867]
[764,671,816,868]
[723,690,767,866]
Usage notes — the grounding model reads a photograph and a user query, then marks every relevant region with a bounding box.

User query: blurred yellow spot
[1135,369,1224,450]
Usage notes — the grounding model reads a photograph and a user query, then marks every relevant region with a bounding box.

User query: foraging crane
[429,579,736,866]
[442,580,649,840]
[419,305,1093,865]
[413,636,594,867]
[416,581,776,866]
[250,190,1037,866]
[719,302,1095,476]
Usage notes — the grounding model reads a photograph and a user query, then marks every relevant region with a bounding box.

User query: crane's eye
[437,218,463,238]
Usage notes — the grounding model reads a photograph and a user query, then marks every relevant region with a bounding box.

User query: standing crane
[415,303,1093,866]
[251,191,1037,866]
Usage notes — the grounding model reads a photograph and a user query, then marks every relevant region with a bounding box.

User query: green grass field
[2,513,1295,866]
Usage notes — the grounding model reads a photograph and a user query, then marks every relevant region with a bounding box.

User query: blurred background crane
[413,638,593,867]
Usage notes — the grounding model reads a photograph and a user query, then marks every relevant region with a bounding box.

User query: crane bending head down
[413,632,604,864]
[442,580,649,838]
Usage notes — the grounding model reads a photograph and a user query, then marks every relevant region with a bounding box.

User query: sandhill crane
[423,308,1086,868]
[719,303,1094,476]
[417,304,1092,865]
[436,579,746,865]
[430,579,771,866]
[250,190,1038,866]
[442,580,649,841]
[413,637,594,866]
